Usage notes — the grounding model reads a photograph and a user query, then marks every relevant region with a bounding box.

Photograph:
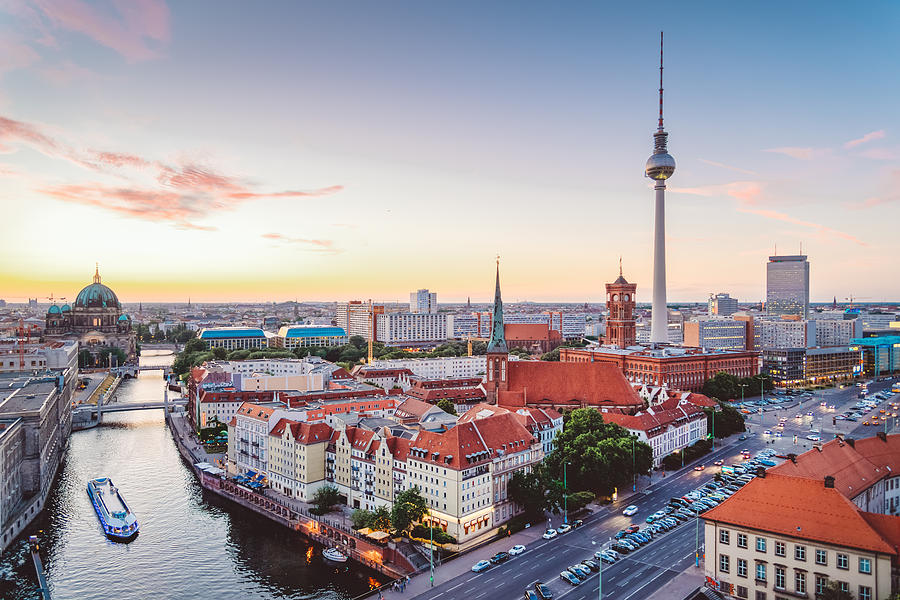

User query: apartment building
[755,319,815,350]
[450,312,587,340]
[601,401,707,467]
[335,301,383,340]
[368,356,487,379]
[375,312,449,346]
[266,420,332,502]
[683,318,749,351]
[704,472,897,600]
[410,289,438,314]
[709,293,739,316]
[815,319,863,347]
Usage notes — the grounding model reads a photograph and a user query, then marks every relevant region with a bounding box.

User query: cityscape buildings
[708,293,739,316]
[766,255,810,319]
[409,289,438,314]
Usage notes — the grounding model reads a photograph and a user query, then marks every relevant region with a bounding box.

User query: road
[412,378,898,600]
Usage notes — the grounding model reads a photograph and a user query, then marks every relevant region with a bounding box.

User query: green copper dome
[75,265,120,309]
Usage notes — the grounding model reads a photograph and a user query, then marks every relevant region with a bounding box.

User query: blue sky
[0,1,897,302]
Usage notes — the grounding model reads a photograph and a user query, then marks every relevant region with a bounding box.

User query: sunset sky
[1,1,898,304]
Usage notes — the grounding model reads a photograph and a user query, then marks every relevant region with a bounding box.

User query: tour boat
[87,477,139,542]
[323,547,348,563]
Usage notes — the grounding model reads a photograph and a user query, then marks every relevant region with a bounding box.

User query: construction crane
[845,295,871,309]
[15,319,40,370]
[367,299,374,365]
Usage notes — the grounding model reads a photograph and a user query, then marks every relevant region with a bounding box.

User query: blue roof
[118,314,130,321]
[48,305,61,314]
[283,326,347,338]
[851,336,900,347]
[200,328,266,339]
[61,303,71,312]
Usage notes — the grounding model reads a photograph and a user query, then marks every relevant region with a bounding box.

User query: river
[0,351,386,599]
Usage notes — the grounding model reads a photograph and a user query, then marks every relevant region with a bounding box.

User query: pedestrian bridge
[110,364,172,378]
[99,399,186,413]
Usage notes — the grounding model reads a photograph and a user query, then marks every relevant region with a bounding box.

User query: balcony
[240,437,249,443]
[251,441,260,447]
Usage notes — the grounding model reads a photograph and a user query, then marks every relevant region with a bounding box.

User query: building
[410,289,438,314]
[708,293,739,316]
[601,400,707,467]
[458,403,564,457]
[761,345,862,387]
[0,340,78,374]
[815,319,863,347]
[766,254,810,319]
[851,336,900,377]
[267,420,332,502]
[754,319,815,350]
[335,301,384,340]
[605,267,637,348]
[683,318,749,351]
[43,265,137,360]
[636,310,684,344]
[561,345,759,392]
[368,356,486,379]
[228,402,280,477]
[704,469,900,600]
[450,312,586,340]
[0,418,24,548]
[375,312,449,347]
[503,323,562,354]
[274,325,348,349]
[199,327,270,350]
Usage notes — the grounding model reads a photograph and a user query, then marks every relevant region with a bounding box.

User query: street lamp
[564,462,571,524]
[695,509,701,567]
[631,438,636,492]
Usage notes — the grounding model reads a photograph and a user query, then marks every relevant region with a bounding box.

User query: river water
[0,351,385,599]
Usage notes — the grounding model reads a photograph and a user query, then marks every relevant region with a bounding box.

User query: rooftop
[278,325,347,338]
[199,327,267,339]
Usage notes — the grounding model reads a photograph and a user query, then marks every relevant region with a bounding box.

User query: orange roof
[504,323,551,341]
[601,404,704,437]
[500,361,644,410]
[703,473,897,555]
[394,398,436,420]
[270,418,333,444]
[236,402,276,421]
[409,413,535,470]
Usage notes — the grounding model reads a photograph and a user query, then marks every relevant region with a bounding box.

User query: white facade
[815,319,863,347]
[756,319,816,349]
[370,356,487,379]
[409,289,438,314]
[684,318,747,351]
[335,302,380,339]
[450,312,586,340]
[376,313,449,345]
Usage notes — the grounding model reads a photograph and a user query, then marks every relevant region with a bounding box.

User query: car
[863,421,871,426]
[775,431,783,437]
[806,435,821,441]
[806,411,814,417]
[738,434,747,440]
[596,551,616,564]
[557,523,572,534]
[510,544,527,556]
[472,560,491,573]
[573,519,583,529]
[623,505,639,516]
[757,459,776,466]
[645,514,657,523]
[533,581,553,600]
[714,460,724,466]
[542,529,558,540]
[568,565,590,579]
[524,591,539,600]
[763,430,773,435]
[625,525,640,534]
[581,559,600,572]
[846,416,858,422]
[490,552,510,565]
[694,464,705,471]
[560,571,580,586]
[612,542,632,554]
[614,530,627,539]
[795,414,803,419]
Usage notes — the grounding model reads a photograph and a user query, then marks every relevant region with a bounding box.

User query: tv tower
[646,31,676,344]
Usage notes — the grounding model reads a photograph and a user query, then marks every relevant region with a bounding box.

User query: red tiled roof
[504,323,552,341]
[703,473,897,555]
[394,398,436,420]
[407,387,486,402]
[387,436,410,462]
[236,402,276,421]
[409,412,534,470]
[601,404,703,437]
[499,361,644,409]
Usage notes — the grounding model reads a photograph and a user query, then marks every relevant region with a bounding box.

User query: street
[410,378,898,600]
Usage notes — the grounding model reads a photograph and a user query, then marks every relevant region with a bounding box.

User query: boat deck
[92,478,127,516]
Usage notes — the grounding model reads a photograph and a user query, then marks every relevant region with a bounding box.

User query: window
[737,533,748,548]
[774,566,785,589]
[839,582,849,594]
[795,545,806,561]
[737,558,747,578]
[721,529,730,544]
[859,557,871,574]
[756,563,766,582]
[859,586,872,600]
[755,592,767,600]
[795,571,806,594]
[756,537,767,552]
[774,541,785,557]
[815,549,827,565]
[815,575,827,596]
[720,554,730,573]
[736,585,748,599]
[837,553,849,570]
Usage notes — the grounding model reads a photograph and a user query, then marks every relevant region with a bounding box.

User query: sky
[0,1,898,304]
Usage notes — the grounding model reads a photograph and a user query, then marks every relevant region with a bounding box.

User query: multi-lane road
[413,378,898,600]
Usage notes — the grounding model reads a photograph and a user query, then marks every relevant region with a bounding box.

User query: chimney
[824,476,835,489]
[846,438,855,448]
[787,453,797,463]
[877,431,887,443]
[756,466,766,478]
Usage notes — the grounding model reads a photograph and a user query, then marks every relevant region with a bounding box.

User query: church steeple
[93,262,101,284]
[487,257,508,353]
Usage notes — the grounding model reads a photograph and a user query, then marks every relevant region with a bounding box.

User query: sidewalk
[653,563,706,600]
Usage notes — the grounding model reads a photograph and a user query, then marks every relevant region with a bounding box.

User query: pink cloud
[228,185,345,200]
[262,233,341,254]
[698,158,758,176]
[668,181,763,204]
[40,60,99,86]
[31,0,170,62]
[0,38,41,75]
[858,148,899,161]
[764,147,818,160]
[738,206,867,246]
[844,130,885,149]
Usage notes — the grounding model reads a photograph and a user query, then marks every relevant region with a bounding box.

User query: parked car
[509,544,527,556]
[596,550,616,564]
[542,529,557,540]
[490,552,510,565]
[623,505,639,516]
[694,465,705,471]
[568,565,590,580]
[573,519,583,529]
[625,525,640,534]
[557,523,572,534]
[524,591,539,600]
[581,559,600,572]
[472,560,491,573]
[560,571,580,586]
[806,435,821,441]
[533,581,553,600]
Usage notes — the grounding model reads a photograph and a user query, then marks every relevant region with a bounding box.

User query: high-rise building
[335,301,384,340]
[409,289,437,314]
[683,318,748,351]
[605,265,637,348]
[645,33,676,344]
[375,313,449,346]
[766,255,810,319]
[708,293,738,316]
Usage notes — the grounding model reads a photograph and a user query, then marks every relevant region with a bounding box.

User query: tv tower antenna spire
[658,31,664,131]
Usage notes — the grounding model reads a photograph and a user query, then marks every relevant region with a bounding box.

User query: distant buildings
[766,254,810,319]
[198,327,269,350]
[375,312,449,347]
[274,325,348,349]
[683,318,749,351]
[708,293,738,316]
[335,301,384,340]
[450,311,586,340]
[409,289,437,314]
[851,336,900,377]
[367,356,486,379]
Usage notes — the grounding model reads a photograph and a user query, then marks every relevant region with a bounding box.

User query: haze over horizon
[1,1,898,304]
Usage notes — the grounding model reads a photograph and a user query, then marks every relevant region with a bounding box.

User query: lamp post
[632,438,636,492]
[564,462,571,524]
[695,509,700,567]
[738,383,748,406]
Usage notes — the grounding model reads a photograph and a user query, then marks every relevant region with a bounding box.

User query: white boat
[87,477,139,542]
[323,547,348,563]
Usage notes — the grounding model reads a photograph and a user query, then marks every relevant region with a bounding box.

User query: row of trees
[509,408,653,520]
[702,371,774,402]
[313,486,433,538]
[706,401,747,439]
[78,348,127,368]
[134,323,197,344]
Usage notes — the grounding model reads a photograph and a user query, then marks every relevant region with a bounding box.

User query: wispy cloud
[844,130,885,149]
[262,233,341,254]
[846,169,900,210]
[27,0,171,62]
[698,158,758,176]
[668,181,763,204]
[763,147,823,160]
[858,148,899,161]
[1,113,343,229]
[737,206,867,246]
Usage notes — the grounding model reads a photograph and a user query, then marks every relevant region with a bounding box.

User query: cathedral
[45,265,136,361]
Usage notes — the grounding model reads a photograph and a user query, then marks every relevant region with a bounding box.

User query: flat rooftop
[0,377,59,413]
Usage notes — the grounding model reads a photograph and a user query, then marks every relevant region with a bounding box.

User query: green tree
[508,470,550,519]
[819,581,853,600]
[540,348,561,361]
[98,347,128,367]
[391,487,429,534]
[212,347,228,360]
[706,402,746,438]
[436,399,457,416]
[567,490,596,512]
[183,338,207,353]
[371,505,392,531]
[349,335,367,349]
[311,484,341,514]
[78,349,94,368]
[351,509,375,530]
[702,371,739,401]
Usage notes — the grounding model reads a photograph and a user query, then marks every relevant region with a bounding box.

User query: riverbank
[165,410,415,580]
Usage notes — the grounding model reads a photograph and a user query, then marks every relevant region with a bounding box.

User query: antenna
[800,241,803,255]
[619,256,623,277]
[658,31,664,131]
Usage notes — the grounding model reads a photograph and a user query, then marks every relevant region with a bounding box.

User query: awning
[366,531,391,541]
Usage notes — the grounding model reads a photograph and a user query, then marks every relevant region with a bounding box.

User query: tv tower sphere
[645,149,675,180]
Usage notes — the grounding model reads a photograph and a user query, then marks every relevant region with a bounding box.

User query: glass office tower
[766,255,809,319]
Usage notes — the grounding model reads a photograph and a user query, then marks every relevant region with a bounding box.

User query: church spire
[93,262,101,284]
[487,256,508,353]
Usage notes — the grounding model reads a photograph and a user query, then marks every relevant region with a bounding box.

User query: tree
[706,402,746,438]
[540,348,560,361]
[702,371,739,401]
[183,338,207,354]
[567,490,596,513]
[311,484,341,514]
[212,347,228,360]
[436,399,457,416]
[98,347,127,367]
[391,487,428,534]
[351,509,375,530]
[508,469,551,519]
[349,335,367,349]
[371,505,391,531]
[819,581,853,600]
[78,349,94,368]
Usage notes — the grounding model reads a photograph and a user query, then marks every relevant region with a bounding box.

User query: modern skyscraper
[766,255,810,319]
[645,32,676,344]
[409,288,437,313]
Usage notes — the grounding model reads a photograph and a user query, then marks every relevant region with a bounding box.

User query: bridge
[98,399,187,413]
[72,387,186,428]
[110,364,172,378]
